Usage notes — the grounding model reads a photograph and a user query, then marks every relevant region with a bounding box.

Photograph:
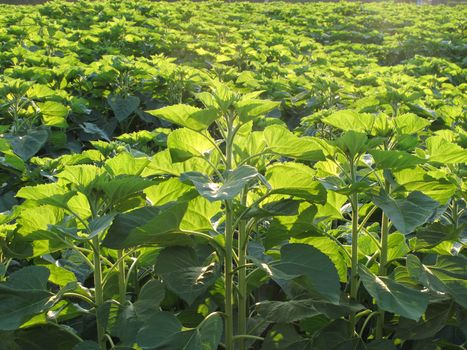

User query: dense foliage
[0,1,466,349]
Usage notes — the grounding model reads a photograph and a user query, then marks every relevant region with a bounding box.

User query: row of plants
[0,1,466,349]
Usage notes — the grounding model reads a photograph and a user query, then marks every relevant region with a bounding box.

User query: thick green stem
[225,204,234,350]
[237,190,248,350]
[224,113,235,350]
[92,237,106,350]
[376,180,390,339]
[349,160,359,336]
[117,250,126,305]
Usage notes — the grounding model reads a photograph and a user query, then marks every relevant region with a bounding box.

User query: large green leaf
[102,203,189,249]
[412,222,460,249]
[395,302,453,340]
[407,255,467,309]
[38,101,69,127]
[167,128,216,162]
[157,313,223,350]
[98,176,153,203]
[11,324,81,350]
[133,280,165,320]
[136,311,182,349]
[155,246,220,305]
[394,113,430,135]
[8,128,48,160]
[370,150,424,170]
[323,110,374,133]
[16,183,74,208]
[264,203,317,249]
[359,265,428,321]
[144,178,197,207]
[393,168,456,205]
[264,125,325,161]
[236,99,280,123]
[104,152,149,176]
[180,196,221,232]
[268,244,341,304]
[108,95,140,122]
[334,131,369,159]
[293,236,348,282]
[255,299,361,323]
[181,165,258,201]
[266,163,326,204]
[372,191,439,234]
[0,266,54,330]
[426,136,467,164]
[147,104,219,131]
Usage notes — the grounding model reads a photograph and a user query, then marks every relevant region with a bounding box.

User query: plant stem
[117,250,126,305]
[92,236,106,350]
[349,159,359,336]
[237,189,248,350]
[224,112,235,350]
[224,204,234,350]
[376,180,390,339]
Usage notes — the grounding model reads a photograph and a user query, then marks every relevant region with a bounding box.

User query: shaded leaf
[359,265,428,321]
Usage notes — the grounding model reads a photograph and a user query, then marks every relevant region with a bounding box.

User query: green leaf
[167,128,215,162]
[17,205,65,238]
[407,255,467,309]
[104,152,149,176]
[370,150,424,170]
[155,246,220,305]
[102,203,189,249]
[256,299,322,323]
[268,244,341,304]
[265,203,317,249]
[180,196,221,232]
[74,341,100,350]
[36,262,76,287]
[16,183,75,208]
[323,110,374,133]
[133,280,165,320]
[38,101,68,127]
[266,163,326,204]
[136,311,182,349]
[144,178,197,207]
[359,265,428,321]
[0,266,54,330]
[334,131,368,159]
[147,104,219,131]
[426,136,467,164]
[293,236,348,282]
[387,233,410,262]
[142,149,213,177]
[315,191,347,220]
[108,95,140,122]
[264,125,325,161]
[98,176,153,203]
[157,313,223,350]
[372,191,439,234]
[66,192,92,219]
[88,213,116,239]
[413,222,460,249]
[12,324,81,350]
[56,164,104,193]
[394,113,430,135]
[243,198,302,219]
[395,302,453,340]
[9,128,48,160]
[181,165,258,201]
[236,99,280,123]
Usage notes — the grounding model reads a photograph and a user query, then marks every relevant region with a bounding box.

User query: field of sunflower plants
[0,0,466,349]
